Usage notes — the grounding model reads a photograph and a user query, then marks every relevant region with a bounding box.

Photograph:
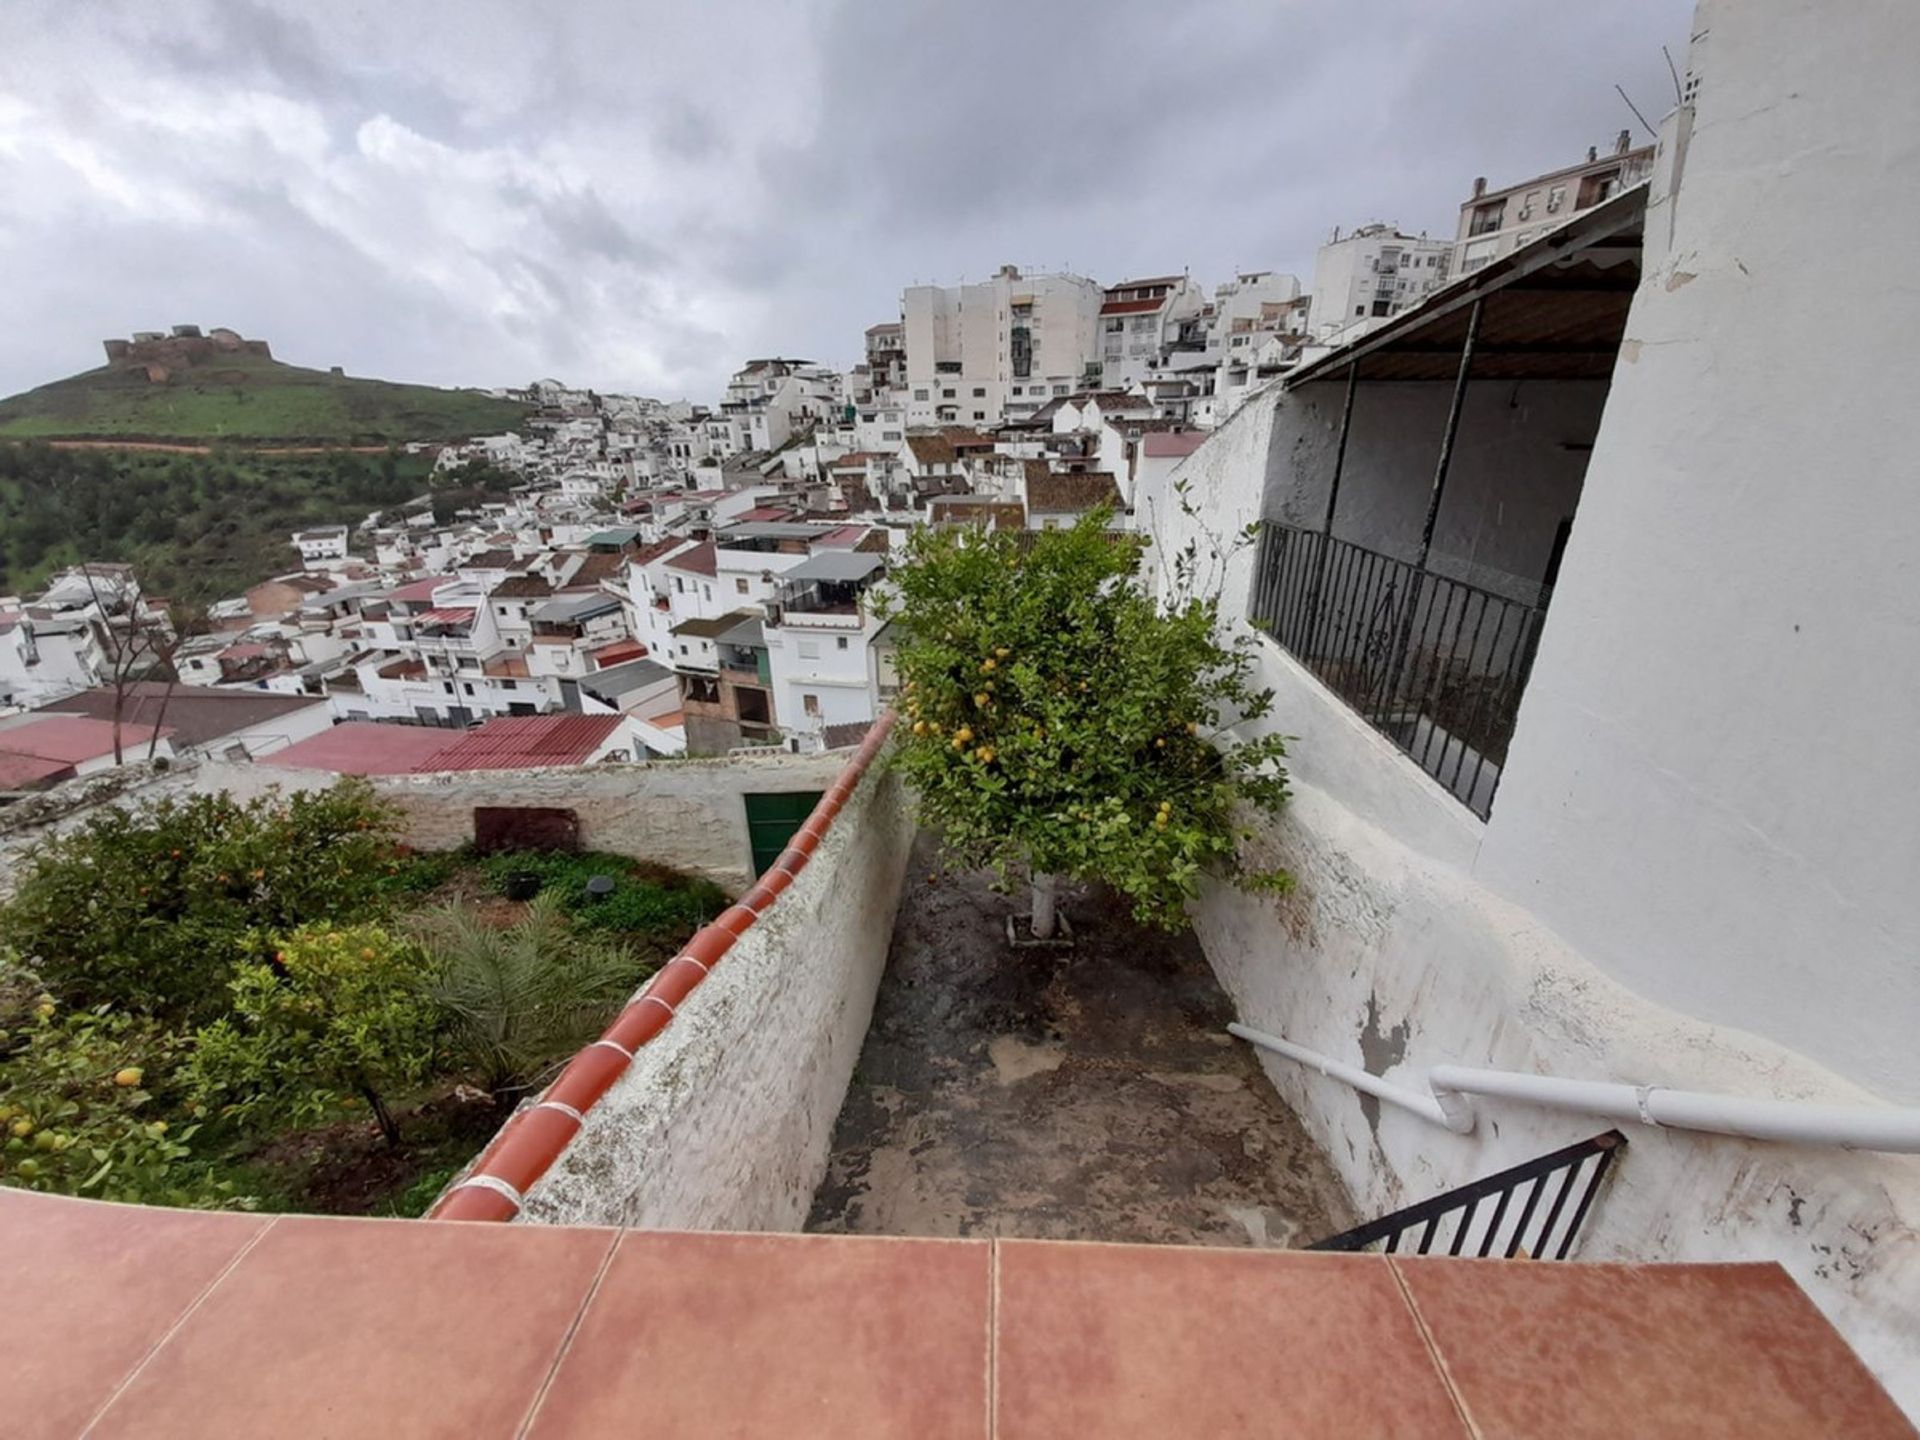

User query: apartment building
[1097,274,1206,390]
[902,266,1104,427]
[1310,223,1453,342]
[1455,131,1655,276]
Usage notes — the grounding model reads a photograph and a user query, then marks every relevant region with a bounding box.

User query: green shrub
[412,893,647,1097]
[0,955,228,1206]
[479,851,725,939]
[189,922,439,1147]
[2,781,405,1024]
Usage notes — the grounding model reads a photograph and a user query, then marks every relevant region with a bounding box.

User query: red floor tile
[993,1240,1469,1439]
[0,1190,268,1440]
[87,1213,617,1439]
[526,1231,991,1439]
[1395,1258,1915,1439]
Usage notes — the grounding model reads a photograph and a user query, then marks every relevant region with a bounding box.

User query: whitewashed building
[1310,224,1453,344]
[1154,0,1920,1405]
[902,266,1104,427]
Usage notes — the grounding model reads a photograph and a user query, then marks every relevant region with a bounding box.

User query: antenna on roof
[1614,83,1657,140]
[1661,44,1684,106]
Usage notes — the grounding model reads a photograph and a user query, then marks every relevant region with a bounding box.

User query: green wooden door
[743,791,823,876]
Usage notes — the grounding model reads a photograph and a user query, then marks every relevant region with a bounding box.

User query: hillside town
[0,134,1654,782]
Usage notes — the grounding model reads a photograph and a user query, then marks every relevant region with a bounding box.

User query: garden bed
[0,781,725,1218]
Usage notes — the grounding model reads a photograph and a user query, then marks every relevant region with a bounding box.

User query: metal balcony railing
[1309,1131,1624,1259]
[1248,522,1550,820]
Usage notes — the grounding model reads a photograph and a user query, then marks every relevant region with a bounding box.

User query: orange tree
[879,511,1290,937]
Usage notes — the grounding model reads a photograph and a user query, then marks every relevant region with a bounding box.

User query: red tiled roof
[1028,472,1122,513]
[433,712,899,1221]
[735,506,795,522]
[0,715,172,765]
[592,639,648,666]
[385,576,448,604]
[906,434,957,466]
[0,750,74,788]
[267,722,460,776]
[664,541,718,577]
[815,525,869,548]
[1143,431,1208,459]
[426,714,626,771]
[415,607,476,626]
[1100,297,1165,316]
[631,537,692,567]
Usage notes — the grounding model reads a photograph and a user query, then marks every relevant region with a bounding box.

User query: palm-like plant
[411,894,644,1100]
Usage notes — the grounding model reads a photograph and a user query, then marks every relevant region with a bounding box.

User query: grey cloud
[0,0,1694,405]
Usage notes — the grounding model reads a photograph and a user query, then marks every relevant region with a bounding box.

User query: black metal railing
[1309,1130,1624,1259]
[1248,522,1551,819]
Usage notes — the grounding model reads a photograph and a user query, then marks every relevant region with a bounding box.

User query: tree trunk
[1030,872,1059,940]
[360,1084,403,1148]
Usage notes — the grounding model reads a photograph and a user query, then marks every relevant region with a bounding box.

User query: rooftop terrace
[6,1188,1906,1438]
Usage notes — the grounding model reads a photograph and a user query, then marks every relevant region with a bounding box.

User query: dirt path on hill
[39,440,397,455]
[807,832,1356,1247]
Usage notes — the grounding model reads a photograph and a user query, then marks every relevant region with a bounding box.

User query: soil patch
[807,833,1356,1247]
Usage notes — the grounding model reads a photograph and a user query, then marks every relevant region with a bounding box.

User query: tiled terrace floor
[809,836,1354,1245]
[3,1188,1909,1438]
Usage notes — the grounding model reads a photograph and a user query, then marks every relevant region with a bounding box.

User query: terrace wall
[0,752,850,900]
[510,763,914,1229]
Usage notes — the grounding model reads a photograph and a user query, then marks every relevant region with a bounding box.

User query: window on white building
[972,387,985,398]
[736,578,749,594]
[803,693,821,717]
[836,636,849,650]
[913,389,928,401]
[798,638,820,659]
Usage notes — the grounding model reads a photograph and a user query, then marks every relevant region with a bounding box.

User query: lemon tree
[190,922,438,1147]
[881,511,1291,937]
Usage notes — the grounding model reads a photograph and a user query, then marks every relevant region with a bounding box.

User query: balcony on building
[767,551,886,630]
[1250,184,1645,819]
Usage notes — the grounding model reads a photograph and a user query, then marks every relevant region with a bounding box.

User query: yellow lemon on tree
[114,1067,143,1088]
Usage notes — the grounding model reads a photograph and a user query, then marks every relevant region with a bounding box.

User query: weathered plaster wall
[1198,646,1920,1411]
[517,765,915,1230]
[341,755,846,894]
[1,753,848,901]
[1477,0,1920,1104]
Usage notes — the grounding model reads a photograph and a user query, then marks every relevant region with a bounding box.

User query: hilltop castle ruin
[101,325,272,383]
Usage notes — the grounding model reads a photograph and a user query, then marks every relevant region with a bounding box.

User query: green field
[0,351,529,444]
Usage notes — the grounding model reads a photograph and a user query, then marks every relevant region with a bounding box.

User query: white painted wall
[1146,1,1920,1380]
[1477,0,1920,1104]
[517,764,914,1229]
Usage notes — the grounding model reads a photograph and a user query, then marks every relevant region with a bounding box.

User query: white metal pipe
[1229,1023,1476,1134]
[1431,1065,1920,1155]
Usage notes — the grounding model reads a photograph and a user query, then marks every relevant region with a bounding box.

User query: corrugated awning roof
[672,609,760,640]
[782,551,886,584]
[425,714,625,770]
[1284,184,1648,389]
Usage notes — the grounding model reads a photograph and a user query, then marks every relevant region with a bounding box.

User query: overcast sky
[0,0,1694,405]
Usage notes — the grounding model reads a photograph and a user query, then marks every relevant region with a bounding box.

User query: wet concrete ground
[807,834,1356,1247]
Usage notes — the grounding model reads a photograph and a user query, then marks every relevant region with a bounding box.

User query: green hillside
[0,351,529,444]
[0,442,443,599]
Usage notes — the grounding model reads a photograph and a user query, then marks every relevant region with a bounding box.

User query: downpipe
[1430,1065,1920,1155]
[1228,1023,1476,1134]
[1232,1025,1920,1154]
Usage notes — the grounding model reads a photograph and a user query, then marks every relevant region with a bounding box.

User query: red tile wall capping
[429,709,899,1222]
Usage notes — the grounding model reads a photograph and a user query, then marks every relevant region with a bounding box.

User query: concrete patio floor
[808,833,1356,1246]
